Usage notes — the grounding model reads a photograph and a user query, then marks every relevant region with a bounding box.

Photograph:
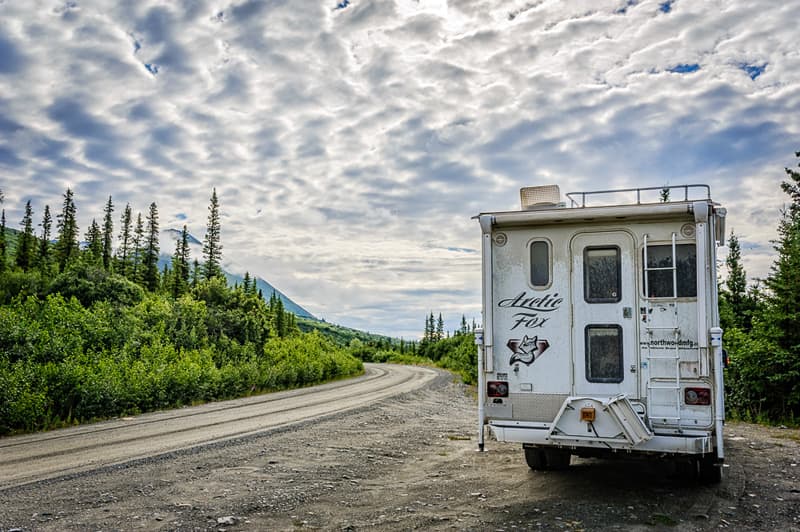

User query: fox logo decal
[507,335,550,365]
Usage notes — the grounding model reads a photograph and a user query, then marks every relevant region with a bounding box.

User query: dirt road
[1,364,798,531]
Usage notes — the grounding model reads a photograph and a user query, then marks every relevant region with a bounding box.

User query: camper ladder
[643,233,682,427]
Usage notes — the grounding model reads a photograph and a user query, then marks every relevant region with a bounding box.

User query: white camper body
[476,185,727,482]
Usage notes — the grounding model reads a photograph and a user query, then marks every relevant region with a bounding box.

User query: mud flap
[547,395,653,446]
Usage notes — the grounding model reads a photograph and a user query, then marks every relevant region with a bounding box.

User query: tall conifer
[117,204,133,276]
[38,205,52,272]
[171,225,190,298]
[15,200,35,271]
[85,219,103,264]
[102,196,114,270]
[202,188,223,280]
[142,202,160,291]
[131,212,144,282]
[54,188,79,271]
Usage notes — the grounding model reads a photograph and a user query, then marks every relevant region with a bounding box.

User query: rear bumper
[489,422,715,455]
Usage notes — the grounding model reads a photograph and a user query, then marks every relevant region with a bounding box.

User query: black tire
[543,449,571,470]
[524,447,547,470]
[676,455,722,484]
[698,455,722,484]
[524,447,571,470]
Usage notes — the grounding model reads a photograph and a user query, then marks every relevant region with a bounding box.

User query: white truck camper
[475,184,727,483]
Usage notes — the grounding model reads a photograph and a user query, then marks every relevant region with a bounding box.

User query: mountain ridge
[159,228,314,319]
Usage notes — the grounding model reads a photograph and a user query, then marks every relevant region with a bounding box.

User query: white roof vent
[520,185,561,210]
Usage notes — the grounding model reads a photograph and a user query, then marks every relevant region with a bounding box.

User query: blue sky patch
[335,0,350,10]
[144,63,159,75]
[615,0,638,15]
[659,1,675,13]
[0,35,25,74]
[739,63,766,80]
[668,63,700,74]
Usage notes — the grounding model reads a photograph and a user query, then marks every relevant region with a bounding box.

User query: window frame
[583,245,622,304]
[642,243,698,299]
[584,324,624,383]
[528,238,552,290]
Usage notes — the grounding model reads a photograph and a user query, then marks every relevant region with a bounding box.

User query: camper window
[584,247,621,303]
[585,325,623,383]
[643,244,697,298]
[530,240,551,288]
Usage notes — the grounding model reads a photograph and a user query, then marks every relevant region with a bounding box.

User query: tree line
[2,188,225,297]
[720,151,800,423]
[0,188,360,435]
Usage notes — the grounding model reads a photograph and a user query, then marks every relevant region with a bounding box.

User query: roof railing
[565,184,711,208]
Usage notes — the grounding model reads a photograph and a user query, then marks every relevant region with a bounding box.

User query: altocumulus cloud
[0,0,798,338]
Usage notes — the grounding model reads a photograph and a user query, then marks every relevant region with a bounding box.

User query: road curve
[0,363,438,490]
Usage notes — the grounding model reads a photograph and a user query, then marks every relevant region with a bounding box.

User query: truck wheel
[543,449,571,470]
[698,456,722,484]
[524,447,571,470]
[524,447,547,470]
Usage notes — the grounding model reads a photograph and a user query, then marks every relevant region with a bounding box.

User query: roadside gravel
[1,368,798,531]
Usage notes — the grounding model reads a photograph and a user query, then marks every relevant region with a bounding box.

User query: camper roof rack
[566,184,711,208]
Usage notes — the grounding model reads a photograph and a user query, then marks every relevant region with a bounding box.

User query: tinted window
[644,244,697,298]
[585,325,623,383]
[584,247,621,303]
[530,241,550,287]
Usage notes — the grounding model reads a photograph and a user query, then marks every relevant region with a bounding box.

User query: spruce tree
[54,188,79,271]
[191,258,200,288]
[117,203,133,276]
[427,312,435,342]
[15,200,35,271]
[721,231,756,331]
[102,195,114,270]
[269,290,278,314]
[161,262,170,293]
[287,311,296,335]
[243,272,251,294]
[275,296,286,337]
[762,152,800,410]
[38,205,52,272]
[85,218,103,264]
[202,188,223,280]
[747,150,800,419]
[171,224,190,298]
[436,313,444,341]
[142,202,160,291]
[131,212,144,282]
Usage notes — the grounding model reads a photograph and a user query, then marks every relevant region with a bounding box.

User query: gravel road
[1,364,798,531]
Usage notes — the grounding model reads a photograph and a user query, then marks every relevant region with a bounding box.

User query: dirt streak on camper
[475,184,727,483]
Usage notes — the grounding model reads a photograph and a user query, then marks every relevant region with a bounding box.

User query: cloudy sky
[1,0,798,338]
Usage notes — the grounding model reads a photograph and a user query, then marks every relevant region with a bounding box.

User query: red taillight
[684,387,711,405]
[487,381,509,398]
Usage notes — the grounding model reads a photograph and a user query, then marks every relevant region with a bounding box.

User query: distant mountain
[159,228,315,319]
[223,270,314,319]
[296,315,398,346]
[163,228,202,246]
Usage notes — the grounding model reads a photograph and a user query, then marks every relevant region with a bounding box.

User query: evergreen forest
[0,189,363,435]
